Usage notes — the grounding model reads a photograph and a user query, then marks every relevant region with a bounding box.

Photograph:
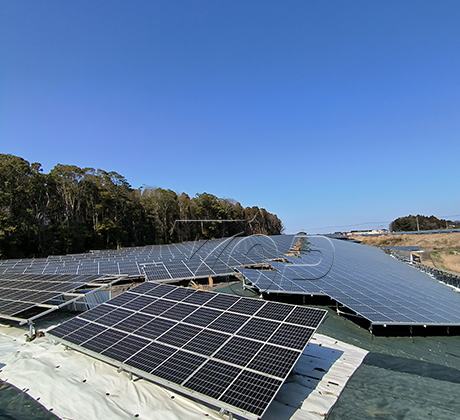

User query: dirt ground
[351,232,460,273]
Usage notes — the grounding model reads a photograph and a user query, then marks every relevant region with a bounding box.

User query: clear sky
[1,1,459,234]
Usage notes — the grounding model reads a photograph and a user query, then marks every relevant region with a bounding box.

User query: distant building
[347,229,388,236]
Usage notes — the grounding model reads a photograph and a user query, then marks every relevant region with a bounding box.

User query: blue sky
[1,1,459,233]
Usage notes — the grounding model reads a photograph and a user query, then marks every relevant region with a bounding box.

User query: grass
[430,252,447,270]
[430,251,460,273]
[352,232,460,273]
[352,232,460,252]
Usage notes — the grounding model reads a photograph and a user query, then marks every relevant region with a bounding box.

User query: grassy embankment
[351,232,460,273]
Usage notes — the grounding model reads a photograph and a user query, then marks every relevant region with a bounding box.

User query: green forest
[0,154,283,259]
[390,214,457,232]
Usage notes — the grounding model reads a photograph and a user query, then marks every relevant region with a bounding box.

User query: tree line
[390,214,458,232]
[0,154,283,259]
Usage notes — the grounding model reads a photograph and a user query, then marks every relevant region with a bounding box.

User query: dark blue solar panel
[240,236,460,327]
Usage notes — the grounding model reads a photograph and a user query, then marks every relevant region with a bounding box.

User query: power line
[307,213,460,233]
[308,221,391,231]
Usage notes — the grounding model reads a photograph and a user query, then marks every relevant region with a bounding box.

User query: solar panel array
[0,235,299,280]
[239,236,460,327]
[0,273,102,318]
[48,282,327,419]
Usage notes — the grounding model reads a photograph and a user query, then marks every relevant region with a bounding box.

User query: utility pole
[416,216,420,232]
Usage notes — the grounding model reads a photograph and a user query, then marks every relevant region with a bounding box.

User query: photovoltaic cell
[140,300,175,316]
[118,261,140,276]
[49,317,89,338]
[285,305,328,327]
[0,301,31,316]
[97,308,134,327]
[115,312,152,333]
[228,298,266,315]
[182,290,214,305]
[130,282,158,295]
[125,342,177,373]
[157,323,203,347]
[107,292,138,307]
[214,336,264,366]
[255,301,293,321]
[102,335,150,362]
[152,350,206,384]
[135,318,177,340]
[144,284,175,298]
[79,304,114,321]
[183,330,230,356]
[161,303,197,321]
[77,263,98,275]
[184,360,242,399]
[269,324,314,350]
[162,264,193,280]
[183,307,222,327]
[122,295,155,311]
[162,287,196,302]
[204,293,240,310]
[65,323,106,345]
[84,329,127,353]
[236,318,280,341]
[248,344,300,378]
[220,371,282,417]
[143,264,171,281]
[208,312,250,334]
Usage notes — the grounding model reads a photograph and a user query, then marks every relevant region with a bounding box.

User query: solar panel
[0,273,103,319]
[48,283,326,419]
[0,236,301,290]
[77,263,99,275]
[187,262,215,277]
[118,261,140,276]
[162,262,193,279]
[55,265,79,275]
[142,264,171,281]
[240,236,460,327]
[97,262,120,275]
